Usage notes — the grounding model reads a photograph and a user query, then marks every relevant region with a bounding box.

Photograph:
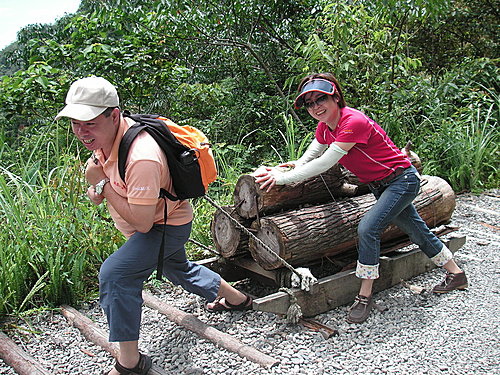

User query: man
[56,77,251,375]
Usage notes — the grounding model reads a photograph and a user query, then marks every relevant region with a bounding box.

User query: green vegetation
[0,0,498,315]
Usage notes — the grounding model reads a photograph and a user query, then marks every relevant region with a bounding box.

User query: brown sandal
[104,353,152,375]
[206,295,253,312]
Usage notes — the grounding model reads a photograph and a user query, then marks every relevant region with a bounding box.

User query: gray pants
[99,222,221,342]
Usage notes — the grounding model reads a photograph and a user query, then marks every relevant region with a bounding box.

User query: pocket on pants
[402,173,420,195]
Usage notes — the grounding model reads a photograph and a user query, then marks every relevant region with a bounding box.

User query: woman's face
[303,92,340,128]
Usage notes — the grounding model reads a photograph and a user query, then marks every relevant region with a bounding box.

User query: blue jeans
[99,222,221,342]
[356,166,448,279]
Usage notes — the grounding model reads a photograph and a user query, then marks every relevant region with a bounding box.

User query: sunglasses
[304,94,329,109]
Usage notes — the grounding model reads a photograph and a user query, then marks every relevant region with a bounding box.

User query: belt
[369,167,409,188]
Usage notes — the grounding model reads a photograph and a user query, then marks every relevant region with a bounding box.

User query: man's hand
[85,157,106,186]
[87,185,105,205]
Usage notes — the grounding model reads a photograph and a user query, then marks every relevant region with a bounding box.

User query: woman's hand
[254,167,279,192]
[85,157,106,186]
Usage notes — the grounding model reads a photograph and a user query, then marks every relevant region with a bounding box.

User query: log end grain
[211,206,250,258]
[249,222,285,270]
[234,175,262,219]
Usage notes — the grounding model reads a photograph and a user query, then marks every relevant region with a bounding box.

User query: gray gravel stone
[1,190,499,374]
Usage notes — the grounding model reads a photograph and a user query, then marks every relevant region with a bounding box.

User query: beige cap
[55,77,119,121]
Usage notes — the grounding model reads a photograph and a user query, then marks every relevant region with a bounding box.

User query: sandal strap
[114,353,152,375]
[225,295,252,310]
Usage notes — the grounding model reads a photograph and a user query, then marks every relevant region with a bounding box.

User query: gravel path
[1,190,499,375]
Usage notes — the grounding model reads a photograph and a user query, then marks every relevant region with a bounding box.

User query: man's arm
[85,159,157,233]
[100,185,156,233]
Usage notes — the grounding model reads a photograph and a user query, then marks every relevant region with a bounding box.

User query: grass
[0,129,120,317]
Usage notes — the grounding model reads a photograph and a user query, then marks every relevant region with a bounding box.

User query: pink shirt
[315,107,411,183]
[94,117,193,237]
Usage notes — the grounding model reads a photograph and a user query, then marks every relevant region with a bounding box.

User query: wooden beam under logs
[252,236,465,317]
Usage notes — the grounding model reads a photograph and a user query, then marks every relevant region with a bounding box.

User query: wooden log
[60,305,169,375]
[210,205,252,257]
[142,291,279,368]
[234,145,423,219]
[249,175,455,270]
[0,331,51,375]
[234,164,358,219]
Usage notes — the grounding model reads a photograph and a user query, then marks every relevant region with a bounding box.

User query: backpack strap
[118,122,148,182]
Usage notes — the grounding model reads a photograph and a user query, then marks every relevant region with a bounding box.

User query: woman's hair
[297,73,346,108]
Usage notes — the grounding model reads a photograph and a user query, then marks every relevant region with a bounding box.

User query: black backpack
[119,112,216,201]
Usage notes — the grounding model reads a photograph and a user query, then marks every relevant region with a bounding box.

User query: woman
[255,73,468,324]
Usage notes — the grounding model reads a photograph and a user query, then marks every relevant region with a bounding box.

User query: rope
[188,238,220,256]
[203,193,319,324]
[279,287,302,323]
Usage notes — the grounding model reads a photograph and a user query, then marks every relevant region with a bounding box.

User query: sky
[0,0,81,50]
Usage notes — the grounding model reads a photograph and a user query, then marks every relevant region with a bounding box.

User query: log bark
[210,205,252,257]
[249,175,455,270]
[0,331,51,375]
[235,145,423,219]
[60,305,171,375]
[142,291,279,368]
[234,164,358,219]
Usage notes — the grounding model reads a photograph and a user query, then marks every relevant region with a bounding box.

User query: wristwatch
[95,178,110,195]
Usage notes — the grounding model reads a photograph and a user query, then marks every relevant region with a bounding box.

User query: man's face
[71,110,118,152]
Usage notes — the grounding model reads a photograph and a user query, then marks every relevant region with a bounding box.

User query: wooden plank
[0,331,51,375]
[230,257,279,284]
[252,236,465,317]
[196,256,252,282]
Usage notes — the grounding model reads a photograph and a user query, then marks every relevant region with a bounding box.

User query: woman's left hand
[85,157,106,186]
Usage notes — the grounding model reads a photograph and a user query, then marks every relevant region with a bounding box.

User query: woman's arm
[255,142,355,192]
[291,139,328,167]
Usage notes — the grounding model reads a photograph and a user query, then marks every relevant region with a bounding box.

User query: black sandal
[104,352,152,375]
[206,295,253,312]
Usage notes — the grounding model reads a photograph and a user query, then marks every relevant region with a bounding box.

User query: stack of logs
[210,144,456,272]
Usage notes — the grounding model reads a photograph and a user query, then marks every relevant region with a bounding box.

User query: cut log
[249,175,455,270]
[210,205,252,257]
[0,331,51,375]
[60,305,171,375]
[142,291,279,368]
[234,164,358,219]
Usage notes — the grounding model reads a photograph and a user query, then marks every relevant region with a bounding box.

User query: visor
[294,79,336,109]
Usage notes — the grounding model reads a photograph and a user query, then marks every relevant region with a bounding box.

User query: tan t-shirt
[94,116,193,237]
